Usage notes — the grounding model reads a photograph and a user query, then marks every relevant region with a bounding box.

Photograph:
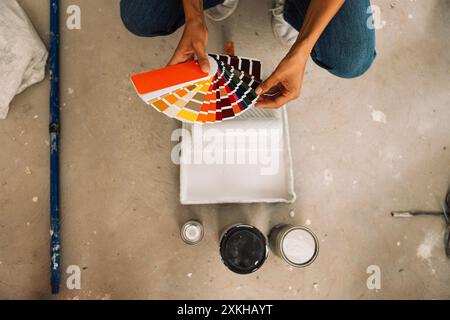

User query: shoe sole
[205,1,239,22]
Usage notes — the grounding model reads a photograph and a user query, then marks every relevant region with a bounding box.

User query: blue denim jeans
[120,0,376,78]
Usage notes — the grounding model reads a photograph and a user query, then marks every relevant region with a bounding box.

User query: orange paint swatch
[131,61,208,95]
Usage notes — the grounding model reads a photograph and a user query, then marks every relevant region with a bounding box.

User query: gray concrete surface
[0,0,449,299]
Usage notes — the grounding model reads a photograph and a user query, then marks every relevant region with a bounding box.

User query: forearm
[291,0,345,57]
[182,0,205,24]
[170,0,209,71]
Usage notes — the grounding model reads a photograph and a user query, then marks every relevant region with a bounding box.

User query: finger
[256,93,293,109]
[263,85,282,97]
[193,42,210,73]
[256,91,280,103]
[255,73,280,96]
[167,50,193,66]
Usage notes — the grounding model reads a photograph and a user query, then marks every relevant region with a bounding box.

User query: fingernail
[255,87,262,95]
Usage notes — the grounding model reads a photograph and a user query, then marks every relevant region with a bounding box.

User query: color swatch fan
[131,54,262,124]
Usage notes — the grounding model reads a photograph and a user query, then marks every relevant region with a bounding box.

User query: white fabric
[271,0,299,47]
[0,0,47,119]
[205,0,239,22]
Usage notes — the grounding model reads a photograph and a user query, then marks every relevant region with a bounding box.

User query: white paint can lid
[282,228,318,266]
[181,221,204,244]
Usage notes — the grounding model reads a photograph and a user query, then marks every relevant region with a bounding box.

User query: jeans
[120,0,376,79]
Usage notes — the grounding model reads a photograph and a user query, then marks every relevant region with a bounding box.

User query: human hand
[256,50,308,109]
[168,19,210,73]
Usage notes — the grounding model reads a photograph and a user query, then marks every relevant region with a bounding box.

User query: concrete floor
[0,0,449,300]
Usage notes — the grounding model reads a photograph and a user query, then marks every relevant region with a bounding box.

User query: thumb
[256,73,280,96]
[194,43,210,73]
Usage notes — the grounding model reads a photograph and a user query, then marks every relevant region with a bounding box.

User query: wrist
[185,14,204,25]
[183,0,205,26]
[185,16,206,30]
[289,38,314,60]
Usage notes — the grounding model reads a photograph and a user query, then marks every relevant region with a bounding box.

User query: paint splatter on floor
[100,294,111,300]
[417,231,441,275]
[371,110,387,124]
[323,169,334,186]
[417,232,439,260]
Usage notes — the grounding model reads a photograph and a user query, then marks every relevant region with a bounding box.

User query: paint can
[219,224,268,274]
[181,220,204,245]
[269,224,319,268]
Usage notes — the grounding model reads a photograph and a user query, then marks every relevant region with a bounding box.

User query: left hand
[256,50,308,109]
[167,19,210,73]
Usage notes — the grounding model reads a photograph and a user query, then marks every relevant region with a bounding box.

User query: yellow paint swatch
[177,109,198,122]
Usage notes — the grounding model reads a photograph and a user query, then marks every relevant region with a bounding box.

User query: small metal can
[220,224,268,274]
[181,220,204,245]
[269,224,319,268]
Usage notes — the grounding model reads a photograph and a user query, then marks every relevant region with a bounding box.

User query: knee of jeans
[329,51,376,79]
[120,2,160,37]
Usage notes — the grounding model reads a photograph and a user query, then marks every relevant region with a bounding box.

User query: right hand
[168,19,210,73]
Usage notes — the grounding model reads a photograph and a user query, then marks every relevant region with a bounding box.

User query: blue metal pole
[49,0,61,295]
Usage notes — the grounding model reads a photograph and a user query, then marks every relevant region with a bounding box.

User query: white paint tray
[179,108,296,204]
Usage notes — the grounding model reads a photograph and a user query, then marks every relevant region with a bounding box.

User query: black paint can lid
[220,224,268,274]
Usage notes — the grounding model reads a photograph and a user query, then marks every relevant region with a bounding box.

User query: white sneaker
[270,0,299,47]
[205,0,239,22]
